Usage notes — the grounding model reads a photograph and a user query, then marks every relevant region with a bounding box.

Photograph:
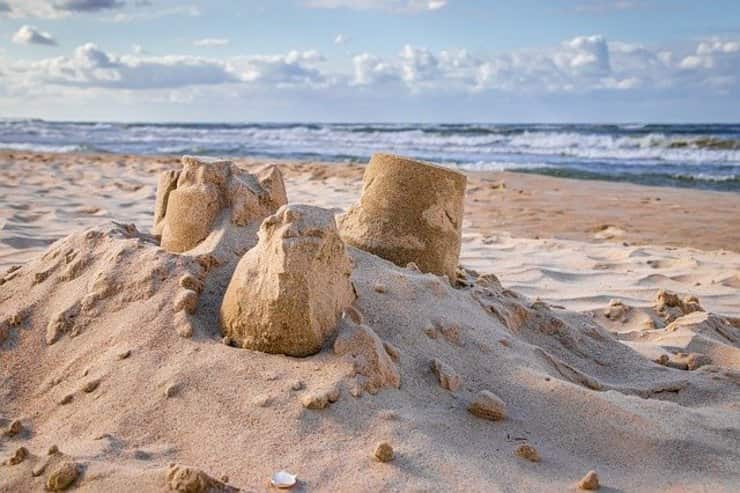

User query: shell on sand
[271,470,297,489]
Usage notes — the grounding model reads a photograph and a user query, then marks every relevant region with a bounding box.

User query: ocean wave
[2,119,740,191]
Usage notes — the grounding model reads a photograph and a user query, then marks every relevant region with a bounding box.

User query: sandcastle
[338,153,467,281]
[153,156,287,252]
[220,204,355,356]
[152,153,466,357]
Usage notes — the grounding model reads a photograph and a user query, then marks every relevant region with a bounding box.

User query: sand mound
[2,158,739,491]
[592,291,740,373]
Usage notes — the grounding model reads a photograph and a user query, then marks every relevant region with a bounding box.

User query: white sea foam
[1,119,738,190]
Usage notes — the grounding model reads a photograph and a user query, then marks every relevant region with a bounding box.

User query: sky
[0,0,739,122]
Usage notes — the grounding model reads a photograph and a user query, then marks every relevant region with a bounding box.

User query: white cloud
[236,50,328,87]
[11,25,57,46]
[334,34,349,45]
[2,44,328,92]
[11,43,238,89]
[2,34,738,105]
[194,38,230,48]
[108,5,200,22]
[305,0,447,13]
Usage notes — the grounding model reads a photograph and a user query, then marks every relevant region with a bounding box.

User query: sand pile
[1,155,739,492]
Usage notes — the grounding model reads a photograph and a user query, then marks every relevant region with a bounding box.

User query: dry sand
[1,151,739,492]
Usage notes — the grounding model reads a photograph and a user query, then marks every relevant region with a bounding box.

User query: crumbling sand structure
[220,204,355,356]
[153,156,286,253]
[338,153,466,281]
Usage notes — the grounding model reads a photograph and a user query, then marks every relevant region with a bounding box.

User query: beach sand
[1,151,739,492]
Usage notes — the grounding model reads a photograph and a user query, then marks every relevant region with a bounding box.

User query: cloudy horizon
[1,0,739,122]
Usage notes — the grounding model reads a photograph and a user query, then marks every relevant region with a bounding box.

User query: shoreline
[2,150,739,253]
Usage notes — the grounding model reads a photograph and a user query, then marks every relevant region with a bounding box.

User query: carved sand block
[338,153,466,281]
[153,156,287,253]
[220,204,355,357]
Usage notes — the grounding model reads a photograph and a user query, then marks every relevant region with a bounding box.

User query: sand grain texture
[1,151,739,492]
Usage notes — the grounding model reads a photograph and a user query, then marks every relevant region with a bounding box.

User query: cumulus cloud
[2,34,738,102]
[236,50,328,87]
[2,43,328,92]
[108,5,200,22]
[12,25,57,46]
[194,38,230,47]
[305,0,447,13]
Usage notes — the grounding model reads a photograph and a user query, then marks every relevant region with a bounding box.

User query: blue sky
[1,0,739,122]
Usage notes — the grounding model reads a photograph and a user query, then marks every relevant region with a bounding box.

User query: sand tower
[220,204,355,357]
[338,153,467,281]
[152,156,287,253]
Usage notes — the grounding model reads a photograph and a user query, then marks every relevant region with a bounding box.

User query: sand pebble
[46,462,80,491]
[4,418,23,437]
[117,349,131,360]
[167,463,238,492]
[290,380,304,391]
[383,341,401,362]
[178,274,203,293]
[255,396,273,408]
[373,282,386,293]
[173,312,193,338]
[174,289,199,314]
[59,394,74,406]
[374,442,394,462]
[514,443,540,462]
[164,384,179,398]
[5,446,28,465]
[48,445,59,455]
[423,322,439,339]
[578,470,600,490]
[468,390,506,421]
[81,379,100,393]
[301,388,339,410]
[431,358,461,391]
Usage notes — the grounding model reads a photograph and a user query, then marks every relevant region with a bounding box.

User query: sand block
[220,204,355,356]
[338,153,466,280]
[578,470,600,490]
[514,443,540,462]
[654,289,703,323]
[166,463,238,493]
[468,390,506,421]
[431,358,461,391]
[46,461,80,491]
[153,156,286,253]
[334,319,401,394]
[374,442,394,462]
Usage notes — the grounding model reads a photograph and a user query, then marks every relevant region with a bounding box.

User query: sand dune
[1,152,739,492]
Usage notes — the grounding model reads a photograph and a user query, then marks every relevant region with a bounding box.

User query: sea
[1,120,739,192]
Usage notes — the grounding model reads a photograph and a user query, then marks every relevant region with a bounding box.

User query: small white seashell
[271,470,297,489]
